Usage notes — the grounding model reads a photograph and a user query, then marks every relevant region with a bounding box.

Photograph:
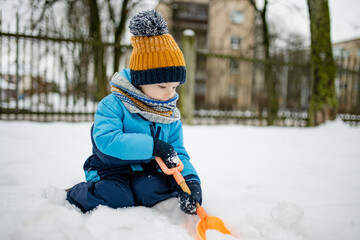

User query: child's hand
[153,138,179,168]
[178,180,202,215]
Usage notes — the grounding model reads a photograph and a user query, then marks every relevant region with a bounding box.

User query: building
[156,0,256,110]
[332,37,360,113]
[332,37,360,59]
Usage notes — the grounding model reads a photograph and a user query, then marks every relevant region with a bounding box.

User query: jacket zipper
[150,122,161,138]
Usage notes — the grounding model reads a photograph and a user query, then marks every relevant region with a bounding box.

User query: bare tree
[110,0,130,73]
[28,0,135,100]
[248,0,278,126]
[307,0,337,126]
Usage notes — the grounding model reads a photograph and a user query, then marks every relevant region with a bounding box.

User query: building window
[357,48,360,58]
[230,59,239,73]
[195,81,206,96]
[228,84,237,98]
[231,36,242,50]
[333,47,350,58]
[231,11,244,24]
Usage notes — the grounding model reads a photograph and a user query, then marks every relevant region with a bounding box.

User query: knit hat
[128,10,186,87]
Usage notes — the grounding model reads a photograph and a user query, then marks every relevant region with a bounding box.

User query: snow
[270,203,304,229]
[183,29,195,37]
[0,119,359,240]
[207,230,238,240]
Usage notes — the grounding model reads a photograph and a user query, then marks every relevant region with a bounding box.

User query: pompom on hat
[128,10,186,87]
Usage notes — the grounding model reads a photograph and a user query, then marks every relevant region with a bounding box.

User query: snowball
[45,185,67,206]
[270,202,305,228]
[169,155,180,166]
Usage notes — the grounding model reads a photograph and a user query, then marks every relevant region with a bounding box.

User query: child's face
[139,82,180,101]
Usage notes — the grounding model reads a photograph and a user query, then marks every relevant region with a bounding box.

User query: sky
[329,0,360,42]
[0,0,359,43]
[266,0,360,43]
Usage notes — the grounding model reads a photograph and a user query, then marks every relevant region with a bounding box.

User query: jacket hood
[119,69,132,83]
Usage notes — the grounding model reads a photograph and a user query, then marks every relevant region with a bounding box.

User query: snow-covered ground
[0,119,359,240]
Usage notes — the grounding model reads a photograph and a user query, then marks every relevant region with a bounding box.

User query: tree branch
[31,0,60,29]
[114,0,129,39]
[106,0,116,24]
[263,0,268,16]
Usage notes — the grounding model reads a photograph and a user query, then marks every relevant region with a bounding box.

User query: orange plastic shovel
[155,157,233,240]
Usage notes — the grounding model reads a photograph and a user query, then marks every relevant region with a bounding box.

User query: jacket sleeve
[92,96,154,161]
[168,121,200,183]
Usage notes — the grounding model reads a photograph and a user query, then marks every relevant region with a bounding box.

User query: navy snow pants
[66,171,178,213]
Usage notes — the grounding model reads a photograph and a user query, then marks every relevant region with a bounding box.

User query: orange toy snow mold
[155,157,234,240]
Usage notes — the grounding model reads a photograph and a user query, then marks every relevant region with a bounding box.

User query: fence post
[0,10,2,118]
[15,12,20,119]
[179,29,196,124]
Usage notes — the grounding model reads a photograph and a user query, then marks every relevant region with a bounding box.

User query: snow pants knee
[66,172,178,213]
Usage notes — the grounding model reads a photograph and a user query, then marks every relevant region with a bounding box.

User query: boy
[66,10,202,215]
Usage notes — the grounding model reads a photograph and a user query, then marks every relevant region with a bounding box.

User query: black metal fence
[191,50,360,126]
[0,24,133,122]
[1,27,359,126]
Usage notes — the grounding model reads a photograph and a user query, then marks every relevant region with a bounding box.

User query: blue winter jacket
[84,69,200,183]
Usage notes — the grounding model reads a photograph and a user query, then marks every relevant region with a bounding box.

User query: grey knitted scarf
[110,72,181,124]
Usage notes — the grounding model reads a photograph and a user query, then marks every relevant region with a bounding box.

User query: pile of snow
[270,202,305,229]
[0,119,359,240]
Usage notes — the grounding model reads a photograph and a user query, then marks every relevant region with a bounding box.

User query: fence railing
[0,24,134,122]
[1,28,359,126]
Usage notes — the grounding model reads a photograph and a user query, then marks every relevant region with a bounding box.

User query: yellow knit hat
[128,10,186,87]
